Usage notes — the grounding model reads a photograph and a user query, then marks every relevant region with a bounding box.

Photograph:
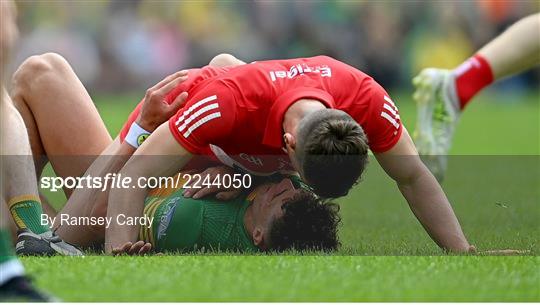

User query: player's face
[252,178,298,226]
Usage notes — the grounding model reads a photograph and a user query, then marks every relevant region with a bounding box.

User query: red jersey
[120,56,402,175]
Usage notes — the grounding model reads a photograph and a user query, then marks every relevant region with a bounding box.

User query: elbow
[396,163,431,189]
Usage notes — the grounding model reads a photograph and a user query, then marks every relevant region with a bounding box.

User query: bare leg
[11,53,113,193]
[1,89,48,234]
[478,13,540,80]
[10,53,120,247]
[11,53,190,248]
[0,0,27,281]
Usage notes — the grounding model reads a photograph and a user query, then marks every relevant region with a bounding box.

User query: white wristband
[125,122,151,148]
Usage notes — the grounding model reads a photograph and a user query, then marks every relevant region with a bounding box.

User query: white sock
[0,259,25,286]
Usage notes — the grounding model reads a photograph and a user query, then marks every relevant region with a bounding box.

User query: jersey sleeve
[364,85,403,153]
[168,81,236,154]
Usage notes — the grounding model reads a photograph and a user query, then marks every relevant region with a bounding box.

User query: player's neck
[243,183,269,236]
[282,99,326,135]
[243,203,255,238]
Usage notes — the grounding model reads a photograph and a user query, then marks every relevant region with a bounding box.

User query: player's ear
[283,133,296,151]
[252,227,265,249]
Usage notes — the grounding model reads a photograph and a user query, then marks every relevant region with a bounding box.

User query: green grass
[22,256,539,301]
[27,91,540,301]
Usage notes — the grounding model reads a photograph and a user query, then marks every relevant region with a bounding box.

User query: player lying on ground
[413,13,540,181]
[8,53,339,254]
[57,172,340,254]
[127,174,340,254]
[104,53,474,254]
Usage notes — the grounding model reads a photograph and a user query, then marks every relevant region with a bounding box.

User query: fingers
[216,189,241,201]
[138,242,152,255]
[182,168,219,198]
[112,241,153,256]
[185,184,220,199]
[127,241,145,255]
[112,242,133,256]
[168,92,189,114]
[183,166,239,199]
[481,249,531,256]
[151,70,188,91]
[156,73,188,96]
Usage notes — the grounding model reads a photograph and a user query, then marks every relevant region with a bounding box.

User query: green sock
[8,195,50,234]
[0,229,16,264]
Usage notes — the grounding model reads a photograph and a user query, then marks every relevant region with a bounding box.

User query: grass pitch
[23,256,539,301]
[24,90,539,301]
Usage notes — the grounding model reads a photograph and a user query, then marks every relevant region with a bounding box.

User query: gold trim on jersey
[140,199,163,244]
[140,173,191,244]
[246,189,259,202]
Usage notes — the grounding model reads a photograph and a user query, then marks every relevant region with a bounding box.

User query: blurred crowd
[11,0,539,93]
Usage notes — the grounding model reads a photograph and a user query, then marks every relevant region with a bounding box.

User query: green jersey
[139,183,258,253]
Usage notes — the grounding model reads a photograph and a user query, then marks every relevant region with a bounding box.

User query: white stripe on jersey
[383,103,400,120]
[178,103,219,132]
[383,95,397,110]
[175,95,217,126]
[380,111,400,129]
[183,112,222,138]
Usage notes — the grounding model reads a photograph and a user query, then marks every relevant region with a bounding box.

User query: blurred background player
[0,202,54,301]
[0,0,82,257]
[413,13,540,181]
[0,203,48,301]
[0,0,54,300]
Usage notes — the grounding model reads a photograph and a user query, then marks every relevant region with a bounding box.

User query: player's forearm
[104,123,194,253]
[104,162,147,253]
[398,169,471,252]
[64,139,135,223]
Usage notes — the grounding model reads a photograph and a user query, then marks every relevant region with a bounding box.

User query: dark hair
[267,190,341,252]
[295,109,369,198]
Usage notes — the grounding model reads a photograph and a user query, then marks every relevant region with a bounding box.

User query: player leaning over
[8,52,339,254]
[413,13,540,180]
[105,54,474,254]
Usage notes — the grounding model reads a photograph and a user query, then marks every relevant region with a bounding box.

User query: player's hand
[183,166,243,200]
[467,245,529,255]
[478,249,531,255]
[111,241,153,256]
[136,70,189,131]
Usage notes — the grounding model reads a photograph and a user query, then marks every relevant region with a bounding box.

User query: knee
[12,53,69,89]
